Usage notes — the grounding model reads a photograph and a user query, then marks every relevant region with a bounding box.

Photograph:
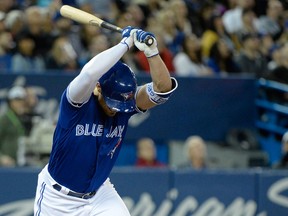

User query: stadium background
[0,73,287,216]
[1,0,288,215]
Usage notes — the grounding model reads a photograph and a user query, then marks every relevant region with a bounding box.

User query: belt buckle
[82,191,95,199]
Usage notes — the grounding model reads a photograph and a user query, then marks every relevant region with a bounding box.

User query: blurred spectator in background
[0,0,17,13]
[265,43,288,84]
[0,12,5,32]
[261,44,288,105]
[78,24,102,61]
[259,33,275,63]
[267,43,283,72]
[45,35,79,72]
[126,3,147,29]
[222,0,255,34]
[135,137,166,167]
[138,0,166,19]
[255,0,284,41]
[173,33,213,76]
[178,135,208,169]
[169,0,192,35]
[11,34,46,73]
[21,86,41,136]
[4,10,25,41]
[0,31,14,72]
[205,39,241,75]
[155,7,185,56]
[77,0,112,20]
[0,86,27,167]
[23,6,55,58]
[274,131,288,168]
[201,14,235,59]
[235,8,258,41]
[51,12,81,53]
[114,9,137,30]
[183,0,211,37]
[79,33,111,67]
[235,32,268,77]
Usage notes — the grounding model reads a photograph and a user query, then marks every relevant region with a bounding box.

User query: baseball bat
[60,5,153,46]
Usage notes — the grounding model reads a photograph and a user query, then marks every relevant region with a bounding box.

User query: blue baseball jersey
[48,89,136,193]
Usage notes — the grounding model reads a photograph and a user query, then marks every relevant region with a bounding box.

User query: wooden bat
[60,5,153,46]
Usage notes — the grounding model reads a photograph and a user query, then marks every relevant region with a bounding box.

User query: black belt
[53,184,96,199]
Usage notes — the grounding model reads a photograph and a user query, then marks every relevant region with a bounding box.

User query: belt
[53,184,96,199]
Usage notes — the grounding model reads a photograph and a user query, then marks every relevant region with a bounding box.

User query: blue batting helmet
[99,61,137,113]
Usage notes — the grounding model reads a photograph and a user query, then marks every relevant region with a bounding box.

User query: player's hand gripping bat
[60,5,154,46]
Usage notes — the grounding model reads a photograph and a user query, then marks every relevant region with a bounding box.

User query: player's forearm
[68,43,127,103]
[148,55,172,93]
[81,43,127,79]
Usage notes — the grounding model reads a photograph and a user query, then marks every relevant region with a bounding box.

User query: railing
[255,78,288,165]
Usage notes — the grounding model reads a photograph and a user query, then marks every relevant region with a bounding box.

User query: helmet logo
[121,91,134,101]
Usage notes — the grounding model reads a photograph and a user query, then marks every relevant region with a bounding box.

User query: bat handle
[144,35,154,46]
[117,26,154,46]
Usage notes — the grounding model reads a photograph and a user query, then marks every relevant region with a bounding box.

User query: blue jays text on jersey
[75,124,125,138]
[48,89,137,193]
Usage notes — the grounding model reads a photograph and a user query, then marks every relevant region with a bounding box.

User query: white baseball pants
[34,165,130,216]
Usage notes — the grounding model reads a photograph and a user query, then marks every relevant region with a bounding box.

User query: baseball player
[33,26,178,216]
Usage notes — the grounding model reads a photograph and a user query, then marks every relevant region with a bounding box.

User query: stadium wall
[0,167,287,216]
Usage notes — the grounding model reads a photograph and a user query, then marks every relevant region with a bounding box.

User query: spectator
[267,43,282,71]
[0,0,17,13]
[183,0,209,36]
[21,86,41,136]
[4,10,25,42]
[23,6,55,58]
[135,137,166,167]
[77,0,113,20]
[201,14,235,59]
[169,0,193,35]
[235,8,258,42]
[79,33,111,67]
[79,23,102,56]
[259,33,275,63]
[234,32,268,77]
[222,0,255,34]
[173,33,213,76]
[154,7,185,56]
[0,31,14,72]
[45,36,80,72]
[178,135,208,169]
[0,86,28,167]
[126,3,147,29]
[52,12,82,56]
[205,39,241,75]
[265,42,288,84]
[11,34,46,73]
[262,44,288,105]
[137,0,166,19]
[114,10,137,30]
[277,3,288,42]
[255,0,284,40]
[0,12,5,33]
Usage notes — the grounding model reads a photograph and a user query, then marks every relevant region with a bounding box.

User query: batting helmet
[99,61,137,113]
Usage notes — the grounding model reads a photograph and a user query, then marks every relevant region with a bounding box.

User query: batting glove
[134,29,159,58]
[121,26,137,50]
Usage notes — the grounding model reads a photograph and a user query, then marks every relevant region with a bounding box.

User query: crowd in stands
[1,0,288,168]
[0,0,287,83]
